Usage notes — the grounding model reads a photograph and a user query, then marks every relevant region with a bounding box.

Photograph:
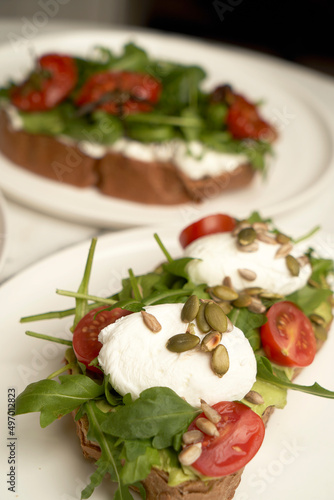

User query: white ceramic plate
[0,28,334,228]
[0,225,333,500]
[0,189,8,275]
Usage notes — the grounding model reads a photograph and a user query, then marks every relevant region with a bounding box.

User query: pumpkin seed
[178,443,202,465]
[211,344,230,377]
[141,311,162,333]
[181,295,200,323]
[276,232,291,245]
[237,227,257,246]
[244,390,264,405]
[201,331,222,352]
[232,292,252,308]
[259,291,285,300]
[166,333,200,353]
[204,302,228,333]
[211,285,238,301]
[238,268,257,281]
[275,242,293,259]
[182,429,204,445]
[200,399,221,424]
[243,286,265,296]
[196,417,219,436]
[196,302,211,333]
[286,254,300,277]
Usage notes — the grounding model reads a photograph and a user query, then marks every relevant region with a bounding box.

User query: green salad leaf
[15,374,105,427]
[80,401,134,500]
[228,308,266,350]
[256,356,334,398]
[286,284,332,316]
[101,387,200,450]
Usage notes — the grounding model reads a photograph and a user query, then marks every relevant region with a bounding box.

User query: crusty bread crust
[0,108,256,205]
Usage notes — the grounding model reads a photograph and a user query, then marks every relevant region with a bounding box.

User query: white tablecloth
[0,19,334,284]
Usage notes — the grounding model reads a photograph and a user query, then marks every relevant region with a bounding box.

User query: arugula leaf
[15,375,104,427]
[228,308,266,350]
[162,258,193,280]
[309,254,334,284]
[82,401,134,500]
[101,387,200,450]
[286,285,332,316]
[256,356,334,398]
[73,238,97,328]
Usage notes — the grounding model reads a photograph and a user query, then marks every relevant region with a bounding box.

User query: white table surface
[0,18,334,284]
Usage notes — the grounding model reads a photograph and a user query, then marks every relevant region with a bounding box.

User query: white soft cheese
[77,138,247,178]
[98,303,256,408]
[184,232,312,295]
[173,141,248,179]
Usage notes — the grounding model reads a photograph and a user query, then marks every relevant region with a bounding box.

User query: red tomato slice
[72,306,132,373]
[260,301,316,367]
[179,214,236,248]
[75,70,161,115]
[11,54,77,111]
[187,401,265,477]
[226,95,277,142]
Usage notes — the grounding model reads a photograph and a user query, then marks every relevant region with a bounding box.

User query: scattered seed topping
[256,232,278,245]
[244,390,264,405]
[211,284,238,301]
[275,242,293,259]
[182,429,204,445]
[196,417,219,437]
[204,301,228,333]
[178,443,202,466]
[211,344,230,378]
[247,297,266,314]
[285,254,300,277]
[238,268,257,281]
[237,227,257,246]
[141,310,162,333]
[200,399,221,424]
[181,295,200,323]
[222,276,233,288]
[200,331,222,352]
[166,333,200,353]
[275,232,290,245]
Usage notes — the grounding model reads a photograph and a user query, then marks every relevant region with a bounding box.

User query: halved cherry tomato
[260,301,316,367]
[187,401,265,477]
[11,54,77,111]
[226,94,277,142]
[72,306,132,373]
[179,214,236,248]
[75,70,161,115]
